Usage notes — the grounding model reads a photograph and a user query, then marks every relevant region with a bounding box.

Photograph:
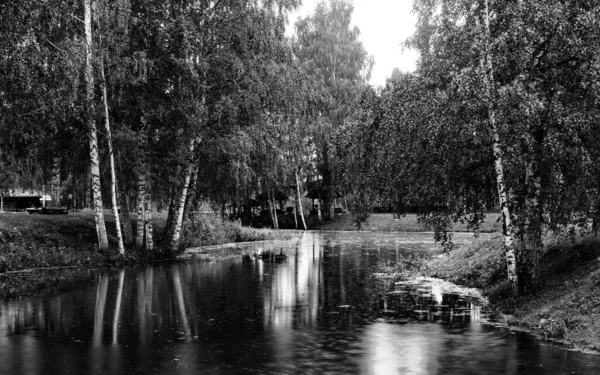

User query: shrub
[179,202,284,250]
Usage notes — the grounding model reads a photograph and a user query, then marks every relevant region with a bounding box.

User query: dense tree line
[341,0,600,296]
[0,1,370,251]
[4,0,597,297]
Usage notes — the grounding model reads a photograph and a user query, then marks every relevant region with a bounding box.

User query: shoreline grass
[315,212,502,233]
[0,210,286,299]
[428,233,600,352]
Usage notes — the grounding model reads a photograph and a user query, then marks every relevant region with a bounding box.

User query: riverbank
[428,233,600,352]
[0,211,285,299]
[316,212,502,232]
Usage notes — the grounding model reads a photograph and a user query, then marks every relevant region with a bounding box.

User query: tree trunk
[84,0,109,252]
[293,193,298,229]
[267,190,276,229]
[165,197,176,244]
[170,136,200,252]
[490,113,519,297]
[144,191,154,251]
[317,195,322,222]
[183,167,198,217]
[136,172,146,249]
[100,53,124,254]
[483,0,518,296]
[84,178,90,209]
[119,187,134,247]
[518,129,545,294]
[296,170,307,230]
[51,157,61,206]
[271,190,279,229]
[322,145,334,220]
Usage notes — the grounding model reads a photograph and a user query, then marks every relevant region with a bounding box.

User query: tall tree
[294,0,372,219]
[84,0,109,252]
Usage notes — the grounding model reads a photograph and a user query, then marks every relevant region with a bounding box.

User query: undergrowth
[429,231,600,351]
[179,203,290,249]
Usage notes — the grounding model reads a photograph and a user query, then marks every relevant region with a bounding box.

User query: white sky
[286,0,419,87]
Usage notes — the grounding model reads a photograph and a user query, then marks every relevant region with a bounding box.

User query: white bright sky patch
[286,0,419,87]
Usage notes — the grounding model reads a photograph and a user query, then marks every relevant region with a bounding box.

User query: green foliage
[336,0,600,293]
[180,202,284,250]
[293,0,373,218]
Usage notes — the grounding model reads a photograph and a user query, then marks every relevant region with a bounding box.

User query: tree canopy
[3,0,600,296]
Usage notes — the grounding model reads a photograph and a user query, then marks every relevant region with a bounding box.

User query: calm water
[0,231,599,374]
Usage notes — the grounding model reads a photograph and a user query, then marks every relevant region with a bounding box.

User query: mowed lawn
[0,210,168,250]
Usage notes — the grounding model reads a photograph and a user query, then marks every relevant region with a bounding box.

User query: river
[0,231,598,374]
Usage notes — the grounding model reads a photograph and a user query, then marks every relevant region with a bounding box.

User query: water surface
[0,231,599,374]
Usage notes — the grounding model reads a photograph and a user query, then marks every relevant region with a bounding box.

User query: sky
[286,0,419,87]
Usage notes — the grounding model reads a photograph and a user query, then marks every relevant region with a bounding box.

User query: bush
[180,202,284,249]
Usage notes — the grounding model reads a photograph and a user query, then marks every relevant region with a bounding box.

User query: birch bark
[84,0,109,252]
[51,158,60,206]
[170,136,200,251]
[136,172,146,249]
[144,191,154,251]
[483,0,518,296]
[100,53,124,254]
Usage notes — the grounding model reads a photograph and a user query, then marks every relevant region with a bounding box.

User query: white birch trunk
[51,157,61,206]
[269,190,279,229]
[183,166,198,219]
[170,136,200,251]
[84,0,109,252]
[100,54,124,254]
[136,172,146,249]
[483,0,518,296]
[144,191,154,251]
[273,195,279,229]
[296,171,307,230]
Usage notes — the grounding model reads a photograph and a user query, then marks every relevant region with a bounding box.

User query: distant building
[1,189,48,212]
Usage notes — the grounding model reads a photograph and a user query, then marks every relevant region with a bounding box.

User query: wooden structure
[1,195,42,212]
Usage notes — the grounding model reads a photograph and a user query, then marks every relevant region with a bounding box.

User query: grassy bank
[317,212,502,232]
[0,210,286,299]
[428,233,600,352]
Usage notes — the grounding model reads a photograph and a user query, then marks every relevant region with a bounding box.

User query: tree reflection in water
[113,269,125,344]
[0,232,599,374]
[93,273,109,347]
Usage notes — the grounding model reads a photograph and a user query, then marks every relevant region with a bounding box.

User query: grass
[317,212,502,233]
[428,232,600,351]
[0,209,286,299]
[180,211,290,248]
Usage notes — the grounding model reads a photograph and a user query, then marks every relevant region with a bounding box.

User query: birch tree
[294,0,372,219]
[481,0,518,296]
[84,0,109,252]
[98,32,125,254]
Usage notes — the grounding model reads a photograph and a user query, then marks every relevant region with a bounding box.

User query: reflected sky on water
[0,231,599,374]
